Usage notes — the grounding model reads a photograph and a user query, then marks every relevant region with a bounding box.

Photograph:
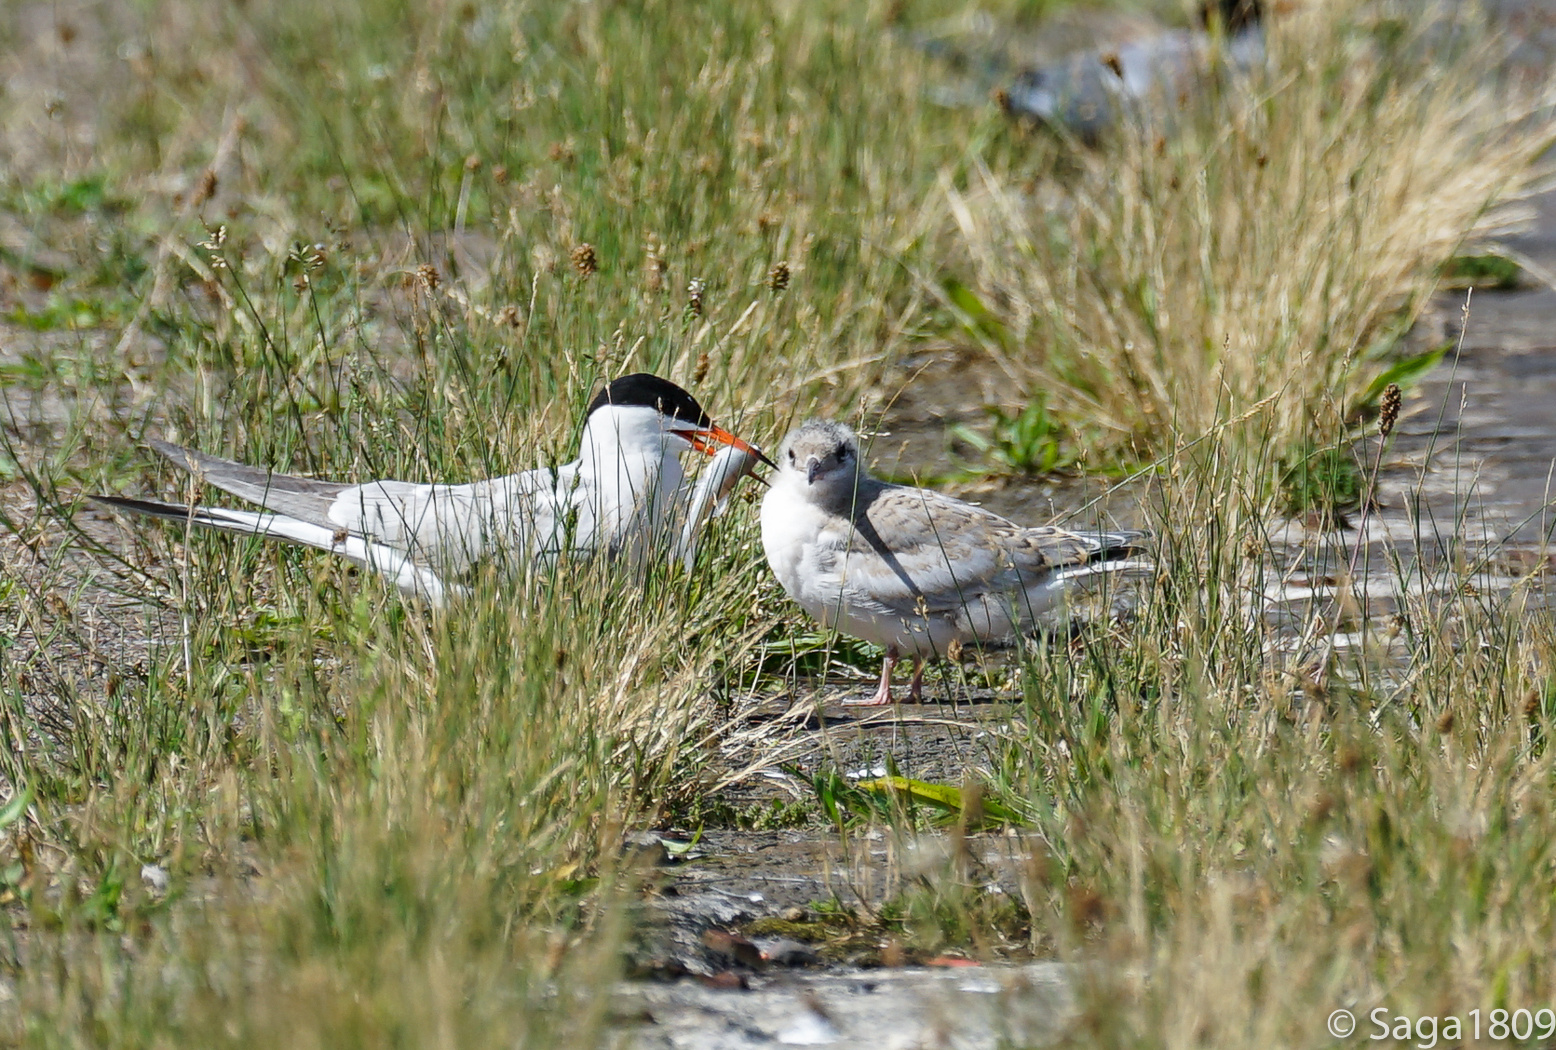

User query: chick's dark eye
[835,444,848,460]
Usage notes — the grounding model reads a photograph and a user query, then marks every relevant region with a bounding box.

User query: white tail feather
[137,502,458,605]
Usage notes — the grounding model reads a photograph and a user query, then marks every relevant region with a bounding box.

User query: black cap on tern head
[586,373,712,429]
[1200,0,1261,32]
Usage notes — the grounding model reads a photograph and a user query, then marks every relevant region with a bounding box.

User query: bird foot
[843,649,898,706]
[843,685,895,707]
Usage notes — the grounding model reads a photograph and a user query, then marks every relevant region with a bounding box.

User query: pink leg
[846,647,897,706]
[907,659,924,702]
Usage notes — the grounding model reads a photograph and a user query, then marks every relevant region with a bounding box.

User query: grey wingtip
[87,493,193,521]
[147,437,195,468]
[148,438,192,463]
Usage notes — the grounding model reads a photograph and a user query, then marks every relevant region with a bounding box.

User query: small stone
[140,863,169,894]
[757,937,818,967]
[701,928,764,968]
[699,970,748,990]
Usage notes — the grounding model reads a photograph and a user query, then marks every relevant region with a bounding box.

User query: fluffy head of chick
[776,420,864,496]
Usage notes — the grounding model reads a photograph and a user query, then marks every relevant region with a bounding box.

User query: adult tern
[94,374,772,605]
[760,420,1149,705]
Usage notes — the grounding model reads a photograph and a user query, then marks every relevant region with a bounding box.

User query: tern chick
[760,420,1149,706]
[94,374,772,605]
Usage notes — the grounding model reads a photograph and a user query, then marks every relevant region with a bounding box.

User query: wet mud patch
[611,959,1070,1050]
[621,821,1056,1047]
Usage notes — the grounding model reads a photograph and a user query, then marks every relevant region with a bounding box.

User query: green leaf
[947,422,993,453]
[660,829,703,857]
[0,787,31,831]
[1356,343,1449,410]
[854,776,1020,826]
[941,278,1011,350]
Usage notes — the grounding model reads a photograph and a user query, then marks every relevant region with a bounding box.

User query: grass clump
[2,552,766,1045]
[976,437,1556,1045]
[0,0,964,1042]
[940,0,1551,465]
[1442,251,1525,290]
[1278,438,1364,522]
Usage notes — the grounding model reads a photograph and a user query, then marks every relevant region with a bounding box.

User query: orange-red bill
[682,425,777,469]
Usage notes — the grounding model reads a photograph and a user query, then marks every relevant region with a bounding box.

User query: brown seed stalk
[1379,382,1402,438]
[194,168,218,206]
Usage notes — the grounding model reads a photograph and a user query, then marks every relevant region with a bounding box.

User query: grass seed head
[767,261,790,292]
[571,242,598,278]
[1379,382,1402,438]
[194,168,218,205]
[645,245,667,292]
[687,277,706,317]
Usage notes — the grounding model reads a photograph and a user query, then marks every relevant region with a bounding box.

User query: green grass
[0,0,957,1041]
[991,443,1556,1045]
[1,0,1553,1046]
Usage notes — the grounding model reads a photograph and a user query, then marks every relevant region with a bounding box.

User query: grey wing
[151,438,349,527]
[844,485,1136,615]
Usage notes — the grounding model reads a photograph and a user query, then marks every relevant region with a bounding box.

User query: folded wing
[840,483,1146,621]
[150,439,575,577]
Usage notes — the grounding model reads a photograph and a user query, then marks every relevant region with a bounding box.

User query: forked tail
[90,495,458,605]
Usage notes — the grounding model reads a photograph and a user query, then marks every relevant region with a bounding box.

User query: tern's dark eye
[787,449,795,463]
[835,444,848,460]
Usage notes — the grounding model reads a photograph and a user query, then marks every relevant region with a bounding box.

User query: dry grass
[9,558,766,1045]
[0,0,953,1042]
[942,0,1553,462]
[986,442,1556,1047]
